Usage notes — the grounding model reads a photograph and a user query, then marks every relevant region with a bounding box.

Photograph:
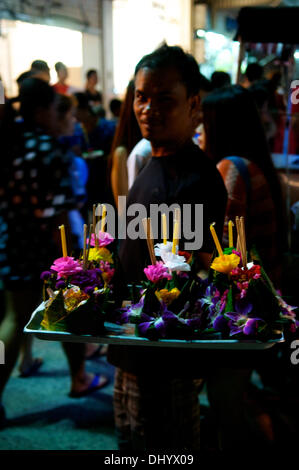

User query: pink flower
[144,262,172,283]
[51,256,83,279]
[88,232,114,247]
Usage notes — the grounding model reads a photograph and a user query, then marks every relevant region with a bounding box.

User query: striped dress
[217,157,281,286]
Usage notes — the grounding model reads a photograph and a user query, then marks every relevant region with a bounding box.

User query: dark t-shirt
[108,141,228,377]
[85,89,102,106]
[118,140,226,282]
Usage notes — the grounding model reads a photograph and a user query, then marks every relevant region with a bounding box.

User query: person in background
[202,85,285,284]
[53,62,70,96]
[56,94,88,237]
[242,62,264,89]
[210,71,231,90]
[85,69,102,107]
[249,81,277,145]
[0,79,107,428]
[109,80,143,210]
[30,60,50,83]
[109,98,122,121]
[126,137,152,192]
[201,84,286,448]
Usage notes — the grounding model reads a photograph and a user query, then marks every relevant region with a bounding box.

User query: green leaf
[41,290,66,330]
[224,286,234,313]
[65,296,105,335]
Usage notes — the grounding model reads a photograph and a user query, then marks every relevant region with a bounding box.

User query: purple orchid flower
[199,284,221,318]
[184,315,203,330]
[213,315,228,333]
[153,310,179,337]
[138,321,153,336]
[225,312,264,336]
[235,298,253,315]
[71,269,103,291]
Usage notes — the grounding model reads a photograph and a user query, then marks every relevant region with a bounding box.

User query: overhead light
[294,50,299,60]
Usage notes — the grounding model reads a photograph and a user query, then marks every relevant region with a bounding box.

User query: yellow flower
[210,253,240,274]
[155,287,180,306]
[88,247,113,264]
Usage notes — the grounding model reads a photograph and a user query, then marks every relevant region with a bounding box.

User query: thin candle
[86,224,93,264]
[240,216,247,267]
[101,204,107,232]
[175,207,181,225]
[235,216,240,252]
[92,204,96,230]
[93,204,98,247]
[59,225,67,258]
[83,224,87,269]
[147,218,156,264]
[172,219,179,254]
[142,218,155,265]
[162,213,167,245]
[210,223,223,257]
[228,220,234,248]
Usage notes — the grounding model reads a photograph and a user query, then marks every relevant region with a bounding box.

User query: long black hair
[202,84,286,249]
[19,77,56,127]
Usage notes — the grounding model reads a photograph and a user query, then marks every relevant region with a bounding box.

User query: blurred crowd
[0,49,298,451]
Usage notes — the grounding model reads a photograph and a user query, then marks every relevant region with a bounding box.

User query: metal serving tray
[24,303,284,350]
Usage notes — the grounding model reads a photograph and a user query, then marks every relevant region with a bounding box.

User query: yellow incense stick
[172,219,179,254]
[210,223,223,257]
[147,218,156,264]
[162,213,167,245]
[101,204,107,232]
[86,224,93,265]
[142,218,156,265]
[240,216,247,267]
[83,223,87,269]
[59,225,67,258]
[228,220,234,248]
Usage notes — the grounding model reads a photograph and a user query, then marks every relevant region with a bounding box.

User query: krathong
[40,208,117,335]
[115,215,298,342]
[200,219,298,340]
[114,214,205,340]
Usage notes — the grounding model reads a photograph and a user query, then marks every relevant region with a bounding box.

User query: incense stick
[235,216,241,255]
[83,223,87,270]
[92,204,98,248]
[142,218,156,265]
[240,216,247,267]
[86,223,93,269]
[147,217,156,264]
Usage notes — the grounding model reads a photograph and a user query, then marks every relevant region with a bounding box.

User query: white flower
[160,251,191,272]
[154,242,174,257]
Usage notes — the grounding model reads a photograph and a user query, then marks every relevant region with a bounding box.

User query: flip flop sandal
[69,374,109,398]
